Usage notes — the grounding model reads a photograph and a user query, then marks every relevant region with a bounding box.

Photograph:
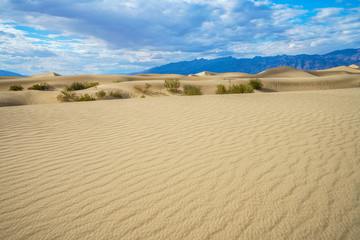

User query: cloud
[0,0,359,75]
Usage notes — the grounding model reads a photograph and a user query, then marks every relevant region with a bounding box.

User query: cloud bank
[0,0,359,75]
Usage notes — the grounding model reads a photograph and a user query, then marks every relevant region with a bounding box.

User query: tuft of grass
[249,78,263,90]
[215,83,254,94]
[9,84,24,91]
[109,91,123,98]
[95,90,106,98]
[57,90,78,102]
[28,83,50,91]
[75,94,96,101]
[183,85,202,95]
[228,84,254,94]
[215,85,227,94]
[65,81,99,91]
[134,83,152,94]
[164,78,180,92]
[140,95,146,98]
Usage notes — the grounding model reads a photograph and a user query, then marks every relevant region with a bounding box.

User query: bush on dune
[28,83,50,91]
[164,78,180,92]
[215,83,254,94]
[65,81,99,91]
[134,83,152,94]
[183,85,202,95]
[249,78,263,89]
[9,84,24,91]
[75,94,96,102]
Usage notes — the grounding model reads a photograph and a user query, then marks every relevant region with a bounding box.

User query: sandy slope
[0,88,359,239]
[0,66,360,106]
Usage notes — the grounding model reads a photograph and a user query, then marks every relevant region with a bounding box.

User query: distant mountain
[0,70,24,77]
[137,48,360,75]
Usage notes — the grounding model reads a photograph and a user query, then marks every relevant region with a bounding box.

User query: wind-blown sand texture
[0,66,359,106]
[1,88,359,239]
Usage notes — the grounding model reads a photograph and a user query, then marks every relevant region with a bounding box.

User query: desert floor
[0,87,359,239]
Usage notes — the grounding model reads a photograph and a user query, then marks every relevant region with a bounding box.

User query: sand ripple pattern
[1,89,360,239]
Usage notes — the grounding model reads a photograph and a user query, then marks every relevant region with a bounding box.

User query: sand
[0,88,360,239]
[0,66,359,107]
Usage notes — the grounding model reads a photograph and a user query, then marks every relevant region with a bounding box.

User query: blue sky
[0,0,359,75]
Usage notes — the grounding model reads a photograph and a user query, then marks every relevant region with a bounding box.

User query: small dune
[29,72,61,78]
[254,66,316,78]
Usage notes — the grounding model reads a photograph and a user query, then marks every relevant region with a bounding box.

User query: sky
[0,0,359,75]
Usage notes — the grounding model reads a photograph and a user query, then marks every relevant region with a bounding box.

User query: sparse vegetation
[183,85,202,95]
[140,95,146,98]
[57,90,78,102]
[215,85,227,94]
[65,81,99,91]
[134,83,152,94]
[215,83,254,94]
[249,78,263,90]
[109,90,123,99]
[28,83,50,91]
[164,78,180,92]
[9,84,24,91]
[75,94,96,101]
[95,90,106,98]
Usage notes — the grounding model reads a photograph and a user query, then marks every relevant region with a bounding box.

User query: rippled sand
[1,89,359,239]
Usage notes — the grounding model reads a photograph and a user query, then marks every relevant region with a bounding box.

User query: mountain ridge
[136,48,360,75]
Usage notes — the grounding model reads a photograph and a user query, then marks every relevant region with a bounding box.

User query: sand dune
[315,65,360,73]
[348,64,359,69]
[0,66,360,106]
[0,88,359,239]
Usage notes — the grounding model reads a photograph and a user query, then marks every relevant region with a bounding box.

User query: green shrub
[134,83,152,94]
[75,94,96,102]
[109,91,123,98]
[215,85,227,94]
[228,84,254,94]
[183,85,202,95]
[140,95,146,98]
[28,83,50,91]
[57,90,78,102]
[249,78,263,89]
[95,90,106,98]
[164,78,180,92]
[9,84,24,91]
[65,81,99,91]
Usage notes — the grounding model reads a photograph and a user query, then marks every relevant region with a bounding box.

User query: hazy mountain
[137,48,360,75]
[0,70,24,77]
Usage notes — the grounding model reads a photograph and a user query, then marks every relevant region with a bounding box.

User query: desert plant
[134,83,152,94]
[75,94,96,101]
[183,85,202,95]
[140,95,146,98]
[65,81,99,91]
[109,91,123,98]
[95,90,106,98]
[215,85,227,94]
[249,78,263,89]
[164,78,180,92]
[9,84,24,91]
[28,83,50,91]
[57,90,78,102]
[228,84,254,94]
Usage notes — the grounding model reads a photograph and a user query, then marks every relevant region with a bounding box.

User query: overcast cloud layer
[0,0,359,75]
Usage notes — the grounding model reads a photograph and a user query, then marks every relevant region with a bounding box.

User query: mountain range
[0,70,24,77]
[138,48,360,75]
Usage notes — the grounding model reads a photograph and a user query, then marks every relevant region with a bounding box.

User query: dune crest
[254,66,316,78]
[29,72,61,78]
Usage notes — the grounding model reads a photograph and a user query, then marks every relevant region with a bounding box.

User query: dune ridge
[0,88,360,239]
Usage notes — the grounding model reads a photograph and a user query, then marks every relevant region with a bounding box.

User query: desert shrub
[134,83,152,94]
[215,85,227,94]
[183,85,202,95]
[249,78,263,89]
[109,91,123,98]
[75,94,96,102]
[140,95,145,98]
[228,84,254,94]
[164,78,180,92]
[65,81,99,91]
[57,90,78,102]
[9,84,24,91]
[28,83,50,91]
[95,90,106,98]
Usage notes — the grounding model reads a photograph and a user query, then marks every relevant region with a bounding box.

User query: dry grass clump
[65,82,99,91]
[28,83,50,91]
[9,84,24,91]
[134,83,152,94]
[215,83,254,94]
[183,85,202,95]
[164,78,180,92]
